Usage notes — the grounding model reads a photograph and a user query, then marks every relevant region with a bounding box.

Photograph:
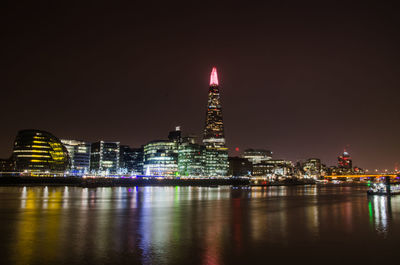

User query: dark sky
[2,0,400,170]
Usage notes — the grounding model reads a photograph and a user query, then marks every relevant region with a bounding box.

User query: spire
[209,67,219,86]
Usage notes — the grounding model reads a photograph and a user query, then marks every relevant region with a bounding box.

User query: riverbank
[0,176,250,187]
[1,176,381,188]
[250,179,316,186]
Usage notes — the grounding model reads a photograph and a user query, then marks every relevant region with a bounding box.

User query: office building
[252,159,293,177]
[168,126,182,143]
[242,149,272,164]
[61,139,91,175]
[131,147,144,175]
[90,141,120,175]
[120,145,144,175]
[228,157,252,177]
[143,140,178,176]
[178,141,205,176]
[302,158,322,176]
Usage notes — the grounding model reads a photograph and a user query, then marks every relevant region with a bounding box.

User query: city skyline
[2,1,400,170]
[0,64,397,170]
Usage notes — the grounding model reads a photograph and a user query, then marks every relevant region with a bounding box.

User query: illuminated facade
[12,129,70,173]
[252,159,293,177]
[302,158,322,176]
[203,149,228,176]
[90,141,120,175]
[203,67,228,176]
[242,149,272,164]
[338,151,352,170]
[143,140,178,176]
[178,141,205,176]
[61,139,91,175]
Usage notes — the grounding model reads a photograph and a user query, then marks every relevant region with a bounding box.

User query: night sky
[2,0,400,170]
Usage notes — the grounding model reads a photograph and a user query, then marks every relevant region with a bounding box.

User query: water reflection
[0,186,399,264]
[368,196,393,237]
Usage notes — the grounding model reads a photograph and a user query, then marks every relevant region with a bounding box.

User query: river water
[0,185,399,265]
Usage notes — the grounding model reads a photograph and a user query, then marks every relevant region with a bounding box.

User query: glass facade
[90,141,120,175]
[120,145,144,175]
[228,157,252,177]
[178,142,205,176]
[143,140,178,176]
[12,129,70,173]
[203,148,228,176]
[61,139,91,175]
[252,159,293,177]
[203,67,228,176]
[242,149,272,164]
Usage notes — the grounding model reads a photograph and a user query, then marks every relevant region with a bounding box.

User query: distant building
[143,140,178,176]
[202,67,228,176]
[120,145,144,175]
[90,141,120,175]
[178,141,205,176]
[119,145,135,175]
[302,158,322,177]
[0,158,15,173]
[168,126,182,143]
[203,149,228,176]
[61,139,91,175]
[252,159,293,177]
[252,163,274,176]
[12,129,70,173]
[242,149,272,164]
[131,147,144,175]
[338,151,352,171]
[228,157,252,177]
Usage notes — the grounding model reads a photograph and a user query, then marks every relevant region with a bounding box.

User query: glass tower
[203,67,228,176]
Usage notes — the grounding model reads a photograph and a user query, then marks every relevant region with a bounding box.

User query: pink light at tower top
[209,67,219,86]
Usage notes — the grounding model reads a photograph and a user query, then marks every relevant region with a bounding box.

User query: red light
[235,147,239,152]
[209,67,219,86]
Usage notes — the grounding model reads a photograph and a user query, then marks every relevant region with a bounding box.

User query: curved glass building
[13,129,70,173]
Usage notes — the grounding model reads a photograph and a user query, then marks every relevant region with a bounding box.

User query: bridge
[324,174,399,179]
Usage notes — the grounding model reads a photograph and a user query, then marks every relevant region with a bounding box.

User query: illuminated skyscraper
[338,150,352,170]
[203,67,225,149]
[203,67,228,176]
